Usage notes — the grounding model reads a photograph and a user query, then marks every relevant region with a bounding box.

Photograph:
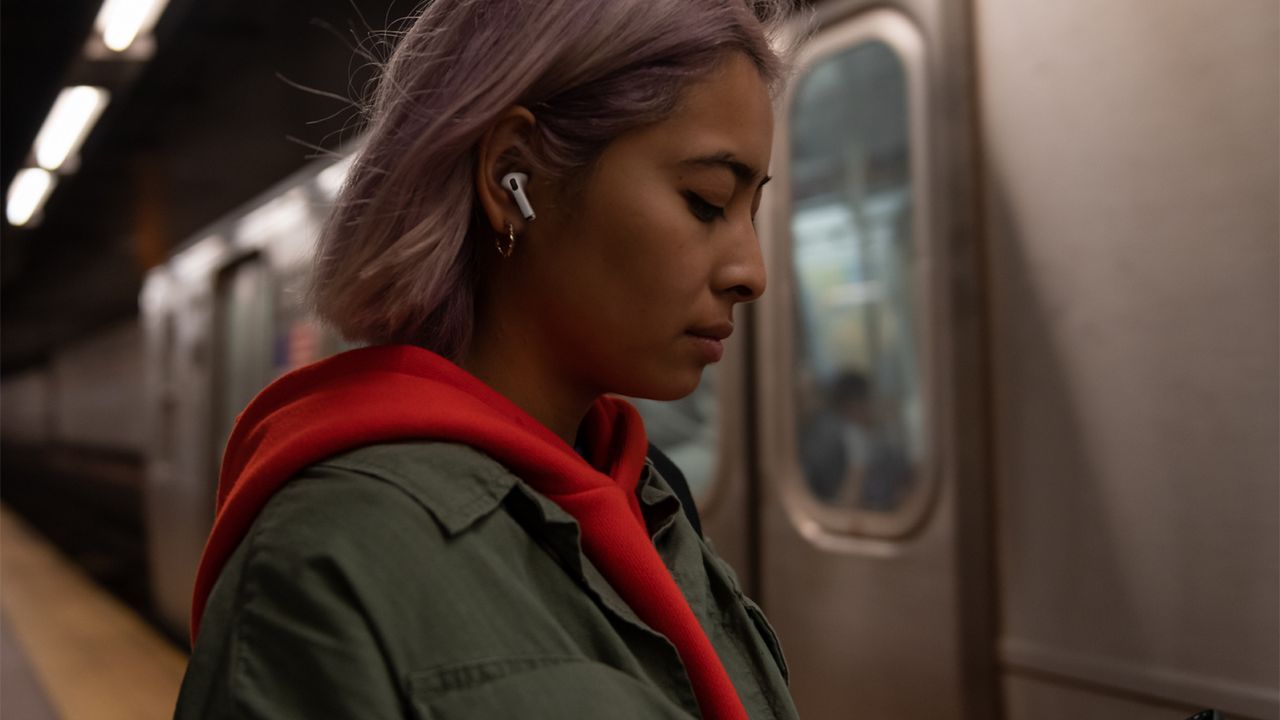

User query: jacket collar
[318,441,681,540]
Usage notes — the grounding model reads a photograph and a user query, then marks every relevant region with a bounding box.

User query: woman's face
[518,53,774,402]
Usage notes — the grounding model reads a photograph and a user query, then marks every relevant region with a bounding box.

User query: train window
[788,36,927,532]
[627,365,719,500]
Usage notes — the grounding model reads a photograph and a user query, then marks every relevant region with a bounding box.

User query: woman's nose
[716,223,767,303]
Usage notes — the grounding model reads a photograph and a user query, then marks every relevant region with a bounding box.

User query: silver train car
[133,1,1278,718]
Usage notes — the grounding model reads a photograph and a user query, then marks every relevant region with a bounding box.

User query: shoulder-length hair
[310,0,794,360]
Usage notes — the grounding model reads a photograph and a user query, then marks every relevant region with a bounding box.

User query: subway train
[1,0,1275,718]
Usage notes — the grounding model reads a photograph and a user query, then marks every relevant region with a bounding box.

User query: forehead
[623,54,775,178]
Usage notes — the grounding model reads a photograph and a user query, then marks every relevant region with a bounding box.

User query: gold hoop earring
[495,222,516,259]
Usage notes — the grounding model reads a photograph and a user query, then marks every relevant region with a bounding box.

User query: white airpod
[501,172,536,221]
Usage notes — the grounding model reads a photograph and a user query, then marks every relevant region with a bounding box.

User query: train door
[212,254,276,463]
[754,6,992,718]
[142,240,225,640]
[141,271,189,639]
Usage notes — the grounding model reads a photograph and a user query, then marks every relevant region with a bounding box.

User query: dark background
[0,0,422,374]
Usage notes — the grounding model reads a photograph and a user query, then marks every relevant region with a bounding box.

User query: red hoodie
[191,344,747,720]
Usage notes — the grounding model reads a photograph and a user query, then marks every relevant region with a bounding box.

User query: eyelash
[684,192,725,223]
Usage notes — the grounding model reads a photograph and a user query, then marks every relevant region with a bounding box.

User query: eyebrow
[681,152,772,188]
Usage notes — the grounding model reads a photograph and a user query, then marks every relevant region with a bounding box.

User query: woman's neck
[460,318,596,447]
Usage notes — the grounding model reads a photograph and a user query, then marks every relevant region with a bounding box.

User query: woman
[176,1,798,718]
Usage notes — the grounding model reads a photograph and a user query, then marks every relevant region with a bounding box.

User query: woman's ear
[475,105,538,235]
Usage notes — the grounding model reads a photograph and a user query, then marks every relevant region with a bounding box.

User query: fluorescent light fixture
[33,86,110,171]
[6,169,56,226]
[95,0,168,52]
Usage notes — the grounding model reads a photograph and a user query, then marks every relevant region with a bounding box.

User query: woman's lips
[685,323,732,363]
[686,334,725,362]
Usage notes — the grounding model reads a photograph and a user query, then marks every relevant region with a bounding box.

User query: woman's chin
[621,366,704,402]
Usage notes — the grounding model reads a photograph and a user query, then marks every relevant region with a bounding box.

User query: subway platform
[0,506,186,719]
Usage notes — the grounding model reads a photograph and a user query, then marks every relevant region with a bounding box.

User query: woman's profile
[175,1,799,718]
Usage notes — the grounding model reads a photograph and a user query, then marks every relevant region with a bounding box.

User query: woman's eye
[684,192,725,223]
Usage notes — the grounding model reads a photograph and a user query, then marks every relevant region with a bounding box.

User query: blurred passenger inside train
[175,1,799,718]
[800,369,913,512]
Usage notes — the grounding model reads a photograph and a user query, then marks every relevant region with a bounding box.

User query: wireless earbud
[501,172,536,221]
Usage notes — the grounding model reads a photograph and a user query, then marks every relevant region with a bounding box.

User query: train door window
[628,365,719,499]
[214,256,276,452]
[787,29,930,536]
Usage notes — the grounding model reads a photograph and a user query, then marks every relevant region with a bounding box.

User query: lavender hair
[309,0,796,360]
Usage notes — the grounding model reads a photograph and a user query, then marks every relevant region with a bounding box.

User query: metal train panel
[976,0,1280,717]
[142,249,222,636]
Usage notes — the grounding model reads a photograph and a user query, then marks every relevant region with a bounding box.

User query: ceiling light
[33,86,110,171]
[95,0,168,52]
[6,169,57,227]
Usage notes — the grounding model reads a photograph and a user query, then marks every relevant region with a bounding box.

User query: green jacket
[175,441,799,719]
